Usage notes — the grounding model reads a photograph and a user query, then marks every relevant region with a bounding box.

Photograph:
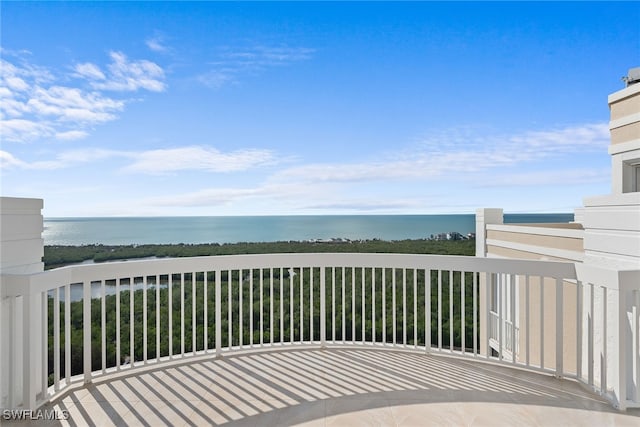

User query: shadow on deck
[9,348,640,426]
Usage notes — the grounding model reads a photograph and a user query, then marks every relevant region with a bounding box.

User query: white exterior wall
[0,197,45,409]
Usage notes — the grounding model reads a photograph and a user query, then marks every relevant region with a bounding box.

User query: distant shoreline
[42,213,573,246]
[44,238,476,269]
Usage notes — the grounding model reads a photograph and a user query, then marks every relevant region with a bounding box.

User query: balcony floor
[11,347,640,426]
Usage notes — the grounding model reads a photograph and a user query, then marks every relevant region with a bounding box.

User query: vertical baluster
[618,287,628,410]
[588,282,594,386]
[635,290,640,401]
[449,270,453,352]
[102,280,107,372]
[512,274,517,364]
[332,267,336,343]
[426,270,431,353]
[461,272,465,354]
[307,268,312,341]
[54,288,60,390]
[116,280,121,370]
[41,292,47,399]
[240,270,243,348]
[192,272,196,354]
[300,268,304,343]
[215,270,221,357]
[204,273,208,352]
[321,267,326,347]
[373,268,376,345]
[181,273,185,356]
[84,280,93,380]
[362,267,365,344]
[540,276,544,369]
[8,300,14,408]
[438,270,442,351]
[65,285,70,384]
[169,275,173,359]
[635,290,640,403]
[280,268,284,345]
[156,275,160,360]
[290,268,294,344]
[130,278,134,367]
[260,269,264,346]
[229,271,233,348]
[473,272,477,357]
[602,285,607,394]
[342,267,346,344]
[227,270,233,350]
[249,270,253,347]
[414,269,417,349]
[525,275,530,367]
[485,272,491,360]
[392,268,396,346]
[352,267,355,343]
[142,277,147,365]
[403,269,406,347]
[382,268,386,344]
[270,269,274,345]
[498,274,503,361]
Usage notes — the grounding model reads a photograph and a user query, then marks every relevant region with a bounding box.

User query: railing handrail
[2,253,578,297]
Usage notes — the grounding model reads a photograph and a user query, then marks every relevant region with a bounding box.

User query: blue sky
[1,1,638,217]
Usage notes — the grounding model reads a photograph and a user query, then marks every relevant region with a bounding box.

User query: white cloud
[122,146,276,174]
[27,86,124,123]
[0,119,53,142]
[0,150,27,168]
[1,51,165,143]
[85,51,166,92]
[55,130,89,140]
[146,35,169,53]
[1,145,276,174]
[273,122,610,184]
[74,63,106,80]
[0,148,122,170]
[144,182,310,208]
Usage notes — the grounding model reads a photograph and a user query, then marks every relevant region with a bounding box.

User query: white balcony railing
[489,310,519,357]
[1,253,639,411]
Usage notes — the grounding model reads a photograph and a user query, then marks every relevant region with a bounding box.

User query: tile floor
[5,348,640,426]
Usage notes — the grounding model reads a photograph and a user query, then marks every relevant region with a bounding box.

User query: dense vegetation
[45,240,476,385]
[44,239,474,269]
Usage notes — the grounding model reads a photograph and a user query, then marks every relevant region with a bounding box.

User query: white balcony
[2,252,640,425]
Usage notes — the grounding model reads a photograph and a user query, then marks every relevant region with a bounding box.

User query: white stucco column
[475,208,503,358]
[0,197,44,409]
[475,208,503,258]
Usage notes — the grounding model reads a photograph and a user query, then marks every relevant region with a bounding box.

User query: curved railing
[2,252,615,410]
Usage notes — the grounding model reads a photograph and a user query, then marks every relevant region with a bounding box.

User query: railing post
[83,281,92,383]
[21,290,36,410]
[320,267,326,348]
[555,277,563,378]
[618,279,627,410]
[215,270,222,358]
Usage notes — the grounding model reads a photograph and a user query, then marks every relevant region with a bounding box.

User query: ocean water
[43,213,574,246]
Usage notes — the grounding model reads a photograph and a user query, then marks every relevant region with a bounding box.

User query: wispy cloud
[122,146,277,174]
[144,182,310,208]
[475,168,610,188]
[1,145,277,174]
[0,51,166,143]
[145,34,169,53]
[272,122,609,184]
[75,51,166,92]
[198,45,314,89]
